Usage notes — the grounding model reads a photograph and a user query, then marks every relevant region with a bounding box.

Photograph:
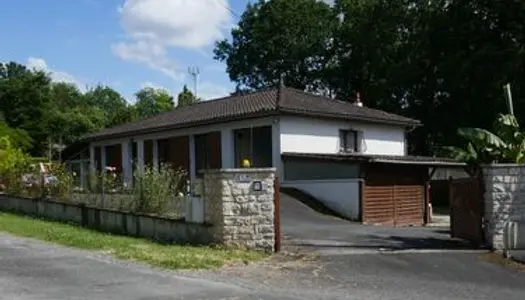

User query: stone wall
[483,165,525,250]
[203,168,276,252]
[0,195,213,245]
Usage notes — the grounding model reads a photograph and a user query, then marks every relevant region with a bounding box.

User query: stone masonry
[203,168,276,252]
[483,164,525,250]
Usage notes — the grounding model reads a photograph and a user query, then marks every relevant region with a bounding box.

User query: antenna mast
[188,66,200,99]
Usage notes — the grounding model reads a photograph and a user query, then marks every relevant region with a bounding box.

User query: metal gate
[449,177,484,246]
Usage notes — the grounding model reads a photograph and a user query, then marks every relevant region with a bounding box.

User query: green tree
[214,0,337,92]
[0,122,32,151]
[83,85,136,127]
[134,87,175,119]
[44,83,107,148]
[0,62,51,155]
[176,85,199,108]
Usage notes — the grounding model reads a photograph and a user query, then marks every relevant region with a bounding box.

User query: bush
[0,137,31,196]
[130,164,188,216]
[42,163,74,201]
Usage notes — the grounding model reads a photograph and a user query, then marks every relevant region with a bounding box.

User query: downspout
[426,166,438,225]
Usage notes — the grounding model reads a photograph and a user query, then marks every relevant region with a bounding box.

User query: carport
[281,152,465,227]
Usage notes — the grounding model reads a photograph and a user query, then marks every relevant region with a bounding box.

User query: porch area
[77,118,280,189]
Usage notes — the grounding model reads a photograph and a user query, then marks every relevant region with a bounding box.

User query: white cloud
[112,40,183,81]
[118,0,232,49]
[140,81,170,91]
[113,0,233,80]
[198,82,230,100]
[26,57,85,90]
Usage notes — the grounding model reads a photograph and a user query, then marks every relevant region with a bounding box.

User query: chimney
[353,92,363,107]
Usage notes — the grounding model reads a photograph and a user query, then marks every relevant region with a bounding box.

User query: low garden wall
[0,168,278,252]
[0,194,213,245]
[483,164,525,251]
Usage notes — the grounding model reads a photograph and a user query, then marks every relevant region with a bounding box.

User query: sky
[0,0,257,103]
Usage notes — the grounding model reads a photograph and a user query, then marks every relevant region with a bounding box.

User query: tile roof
[83,86,420,141]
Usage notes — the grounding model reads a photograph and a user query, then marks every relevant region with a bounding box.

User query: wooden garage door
[363,165,424,227]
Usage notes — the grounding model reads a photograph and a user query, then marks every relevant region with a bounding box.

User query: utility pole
[188,66,200,99]
[503,83,514,115]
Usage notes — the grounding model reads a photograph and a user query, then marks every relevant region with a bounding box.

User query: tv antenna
[188,66,200,98]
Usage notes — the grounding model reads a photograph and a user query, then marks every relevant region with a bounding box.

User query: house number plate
[235,174,251,183]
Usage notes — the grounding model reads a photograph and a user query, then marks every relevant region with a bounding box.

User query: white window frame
[339,129,359,153]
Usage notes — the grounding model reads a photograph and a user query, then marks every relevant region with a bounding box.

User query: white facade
[278,115,408,220]
[282,179,361,220]
[279,116,406,156]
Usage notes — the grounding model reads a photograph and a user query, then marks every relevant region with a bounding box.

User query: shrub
[0,137,31,196]
[42,163,74,201]
[129,164,188,216]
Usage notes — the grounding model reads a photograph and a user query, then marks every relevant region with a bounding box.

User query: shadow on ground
[280,192,482,252]
[286,233,479,251]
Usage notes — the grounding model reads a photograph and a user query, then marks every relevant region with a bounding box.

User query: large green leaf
[457,127,506,149]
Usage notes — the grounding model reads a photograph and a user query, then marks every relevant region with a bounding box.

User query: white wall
[280,116,406,156]
[283,179,361,220]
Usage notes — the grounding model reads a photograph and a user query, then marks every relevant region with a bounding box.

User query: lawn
[0,212,268,270]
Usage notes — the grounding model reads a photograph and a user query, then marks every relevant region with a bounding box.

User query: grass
[0,212,268,270]
[480,252,525,272]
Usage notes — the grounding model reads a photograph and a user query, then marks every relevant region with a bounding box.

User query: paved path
[2,233,525,300]
[280,193,474,254]
[0,234,294,300]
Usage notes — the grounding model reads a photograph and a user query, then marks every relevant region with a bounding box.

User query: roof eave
[278,108,421,127]
[81,110,280,143]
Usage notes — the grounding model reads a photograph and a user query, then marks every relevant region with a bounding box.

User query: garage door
[363,165,424,227]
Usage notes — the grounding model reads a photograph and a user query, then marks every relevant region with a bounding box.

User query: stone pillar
[221,129,234,168]
[203,168,276,252]
[152,139,159,171]
[483,164,525,251]
[122,140,132,187]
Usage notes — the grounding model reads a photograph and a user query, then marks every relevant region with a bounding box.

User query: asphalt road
[0,234,297,300]
[2,232,525,300]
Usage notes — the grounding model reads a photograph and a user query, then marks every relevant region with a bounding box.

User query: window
[194,132,222,177]
[233,126,272,168]
[340,130,359,153]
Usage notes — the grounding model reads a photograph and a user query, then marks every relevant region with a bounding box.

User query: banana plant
[443,114,525,176]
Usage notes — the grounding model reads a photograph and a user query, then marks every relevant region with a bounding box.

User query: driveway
[280,192,475,254]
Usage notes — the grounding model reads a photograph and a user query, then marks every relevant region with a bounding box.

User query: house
[68,85,462,227]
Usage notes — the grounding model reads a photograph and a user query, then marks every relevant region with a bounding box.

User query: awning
[281,152,466,167]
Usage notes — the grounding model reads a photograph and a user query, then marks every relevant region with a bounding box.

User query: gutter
[371,158,466,167]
